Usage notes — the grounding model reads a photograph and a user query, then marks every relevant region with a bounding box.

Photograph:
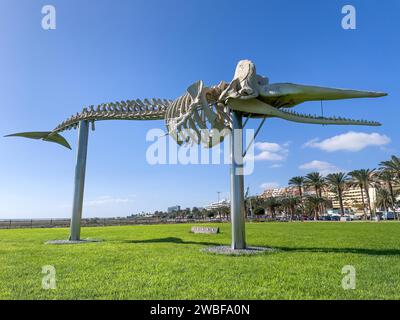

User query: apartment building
[260,185,377,214]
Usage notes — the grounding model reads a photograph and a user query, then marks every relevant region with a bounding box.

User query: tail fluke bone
[5,131,71,149]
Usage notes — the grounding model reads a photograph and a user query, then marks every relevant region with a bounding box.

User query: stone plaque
[191,226,219,234]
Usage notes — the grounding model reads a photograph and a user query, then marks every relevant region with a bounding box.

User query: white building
[167,205,181,213]
[327,187,376,213]
[205,199,230,211]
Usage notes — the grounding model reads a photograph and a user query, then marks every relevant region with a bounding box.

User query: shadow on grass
[123,237,222,247]
[275,246,400,256]
[122,238,400,256]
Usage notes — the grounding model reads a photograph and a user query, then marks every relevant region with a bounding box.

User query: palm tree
[263,197,281,218]
[281,196,301,221]
[380,155,400,179]
[289,176,305,215]
[379,156,400,218]
[304,172,325,197]
[325,172,349,216]
[200,208,208,220]
[348,169,376,220]
[305,195,326,220]
[378,170,396,211]
[304,172,326,215]
[375,187,393,212]
[289,176,305,199]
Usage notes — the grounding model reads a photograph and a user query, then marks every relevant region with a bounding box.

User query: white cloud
[269,164,283,168]
[248,141,288,162]
[299,160,342,175]
[255,142,283,152]
[84,195,135,207]
[304,131,390,152]
[260,182,280,190]
[252,151,285,161]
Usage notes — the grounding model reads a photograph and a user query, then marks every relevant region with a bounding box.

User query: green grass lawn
[0,222,399,299]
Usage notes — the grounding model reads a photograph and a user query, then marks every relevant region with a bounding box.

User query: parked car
[330,215,341,221]
[319,215,331,221]
[382,212,395,220]
[340,215,352,222]
[276,216,289,222]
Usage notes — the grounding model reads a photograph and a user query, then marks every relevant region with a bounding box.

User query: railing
[0,217,223,229]
[0,216,299,229]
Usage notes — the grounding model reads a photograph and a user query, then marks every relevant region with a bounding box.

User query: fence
[0,217,221,229]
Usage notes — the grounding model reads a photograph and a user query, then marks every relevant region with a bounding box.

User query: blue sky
[0,0,398,218]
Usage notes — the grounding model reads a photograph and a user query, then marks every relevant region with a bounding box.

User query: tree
[169,210,177,220]
[184,207,191,218]
[289,176,305,215]
[263,197,281,218]
[200,208,208,220]
[305,172,325,196]
[305,195,327,220]
[375,187,393,212]
[304,172,326,215]
[247,196,258,218]
[378,170,397,211]
[281,196,301,221]
[289,176,305,199]
[348,169,375,220]
[254,207,265,216]
[380,155,400,179]
[220,206,230,220]
[192,207,201,219]
[325,172,349,216]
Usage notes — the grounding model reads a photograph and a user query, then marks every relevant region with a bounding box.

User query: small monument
[191,226,219,234]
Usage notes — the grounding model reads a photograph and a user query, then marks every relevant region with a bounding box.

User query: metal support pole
[230,111,246,249]
[243,117,266,158]
[69,120,89,241]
